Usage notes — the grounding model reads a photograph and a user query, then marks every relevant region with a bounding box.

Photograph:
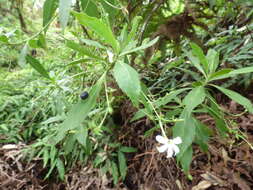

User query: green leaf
[187,52,206,77]
[80,0,99,17]
[194,119,211,152]
[64,134,76,155]
[26,55,51,79]
[66,40,103,60]
[206,49,219,74]
[28,39,39,48]
[119,37,159,56]
[183,86,206,114]
[173,110,196,159]
[59,0,72,30]
[229,66,253,75]
[154,88,190,107]
[56,159,65,180]
[209,66,253,80]
[118,151,127,180]
[0,35,8,43]
[127,16,141,43]
[38,34,47,49]
[18,43,29,68]
[130,109,146,122]
[49,146,57,165]
[213,85,253,113]
[72,11,119,52]
[208,69,233,81]
[80,38,106,49]
[113,62,141,105]
[111,161,119,185]
[42,149,49,168]
[179,146,193,173]
[190,43,208,73]
[53,73,106,144]
[44,160,57,179]
[119,146,137,153]
[75,126,88,148]
[43,0,57,28]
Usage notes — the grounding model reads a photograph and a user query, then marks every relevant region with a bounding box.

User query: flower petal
[157,144,168,153]
[173,137,182,144]
[172,144,180,155]
[156,135,168,144]
[166,146,174,158]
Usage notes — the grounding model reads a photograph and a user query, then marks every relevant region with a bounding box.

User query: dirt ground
[1,98,253,190]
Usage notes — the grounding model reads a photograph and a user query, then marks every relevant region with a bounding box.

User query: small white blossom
[107,50,114,63]
[155,135,182,158]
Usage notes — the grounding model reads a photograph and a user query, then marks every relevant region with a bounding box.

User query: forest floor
[1,93,253,190]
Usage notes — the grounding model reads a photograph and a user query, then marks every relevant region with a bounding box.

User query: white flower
[107,50,114,63]
[155,135,182,158]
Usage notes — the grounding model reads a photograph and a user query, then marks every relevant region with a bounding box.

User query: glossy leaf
[113,62,141,105]
[72,11,119,52]
[59,0,72,30]
[26,55,51,79]
[213,85,253,113]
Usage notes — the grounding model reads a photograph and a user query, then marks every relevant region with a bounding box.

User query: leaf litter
[0,98,253,190]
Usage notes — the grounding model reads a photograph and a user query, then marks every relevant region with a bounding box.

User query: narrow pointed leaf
[26,55,51,79]
[190,43,208,73]
[206,49,219,74]
[119,37,159,56]
[213,85,253,113]
[66,40,103,60]
[56,159,65,180]
[72,11,119,52]
[43,0,57,27]
[118,151,127,180]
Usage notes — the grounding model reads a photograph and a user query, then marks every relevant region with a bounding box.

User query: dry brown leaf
[233,173,251,190]
[192,180,212,190]
[201,172,226,186]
